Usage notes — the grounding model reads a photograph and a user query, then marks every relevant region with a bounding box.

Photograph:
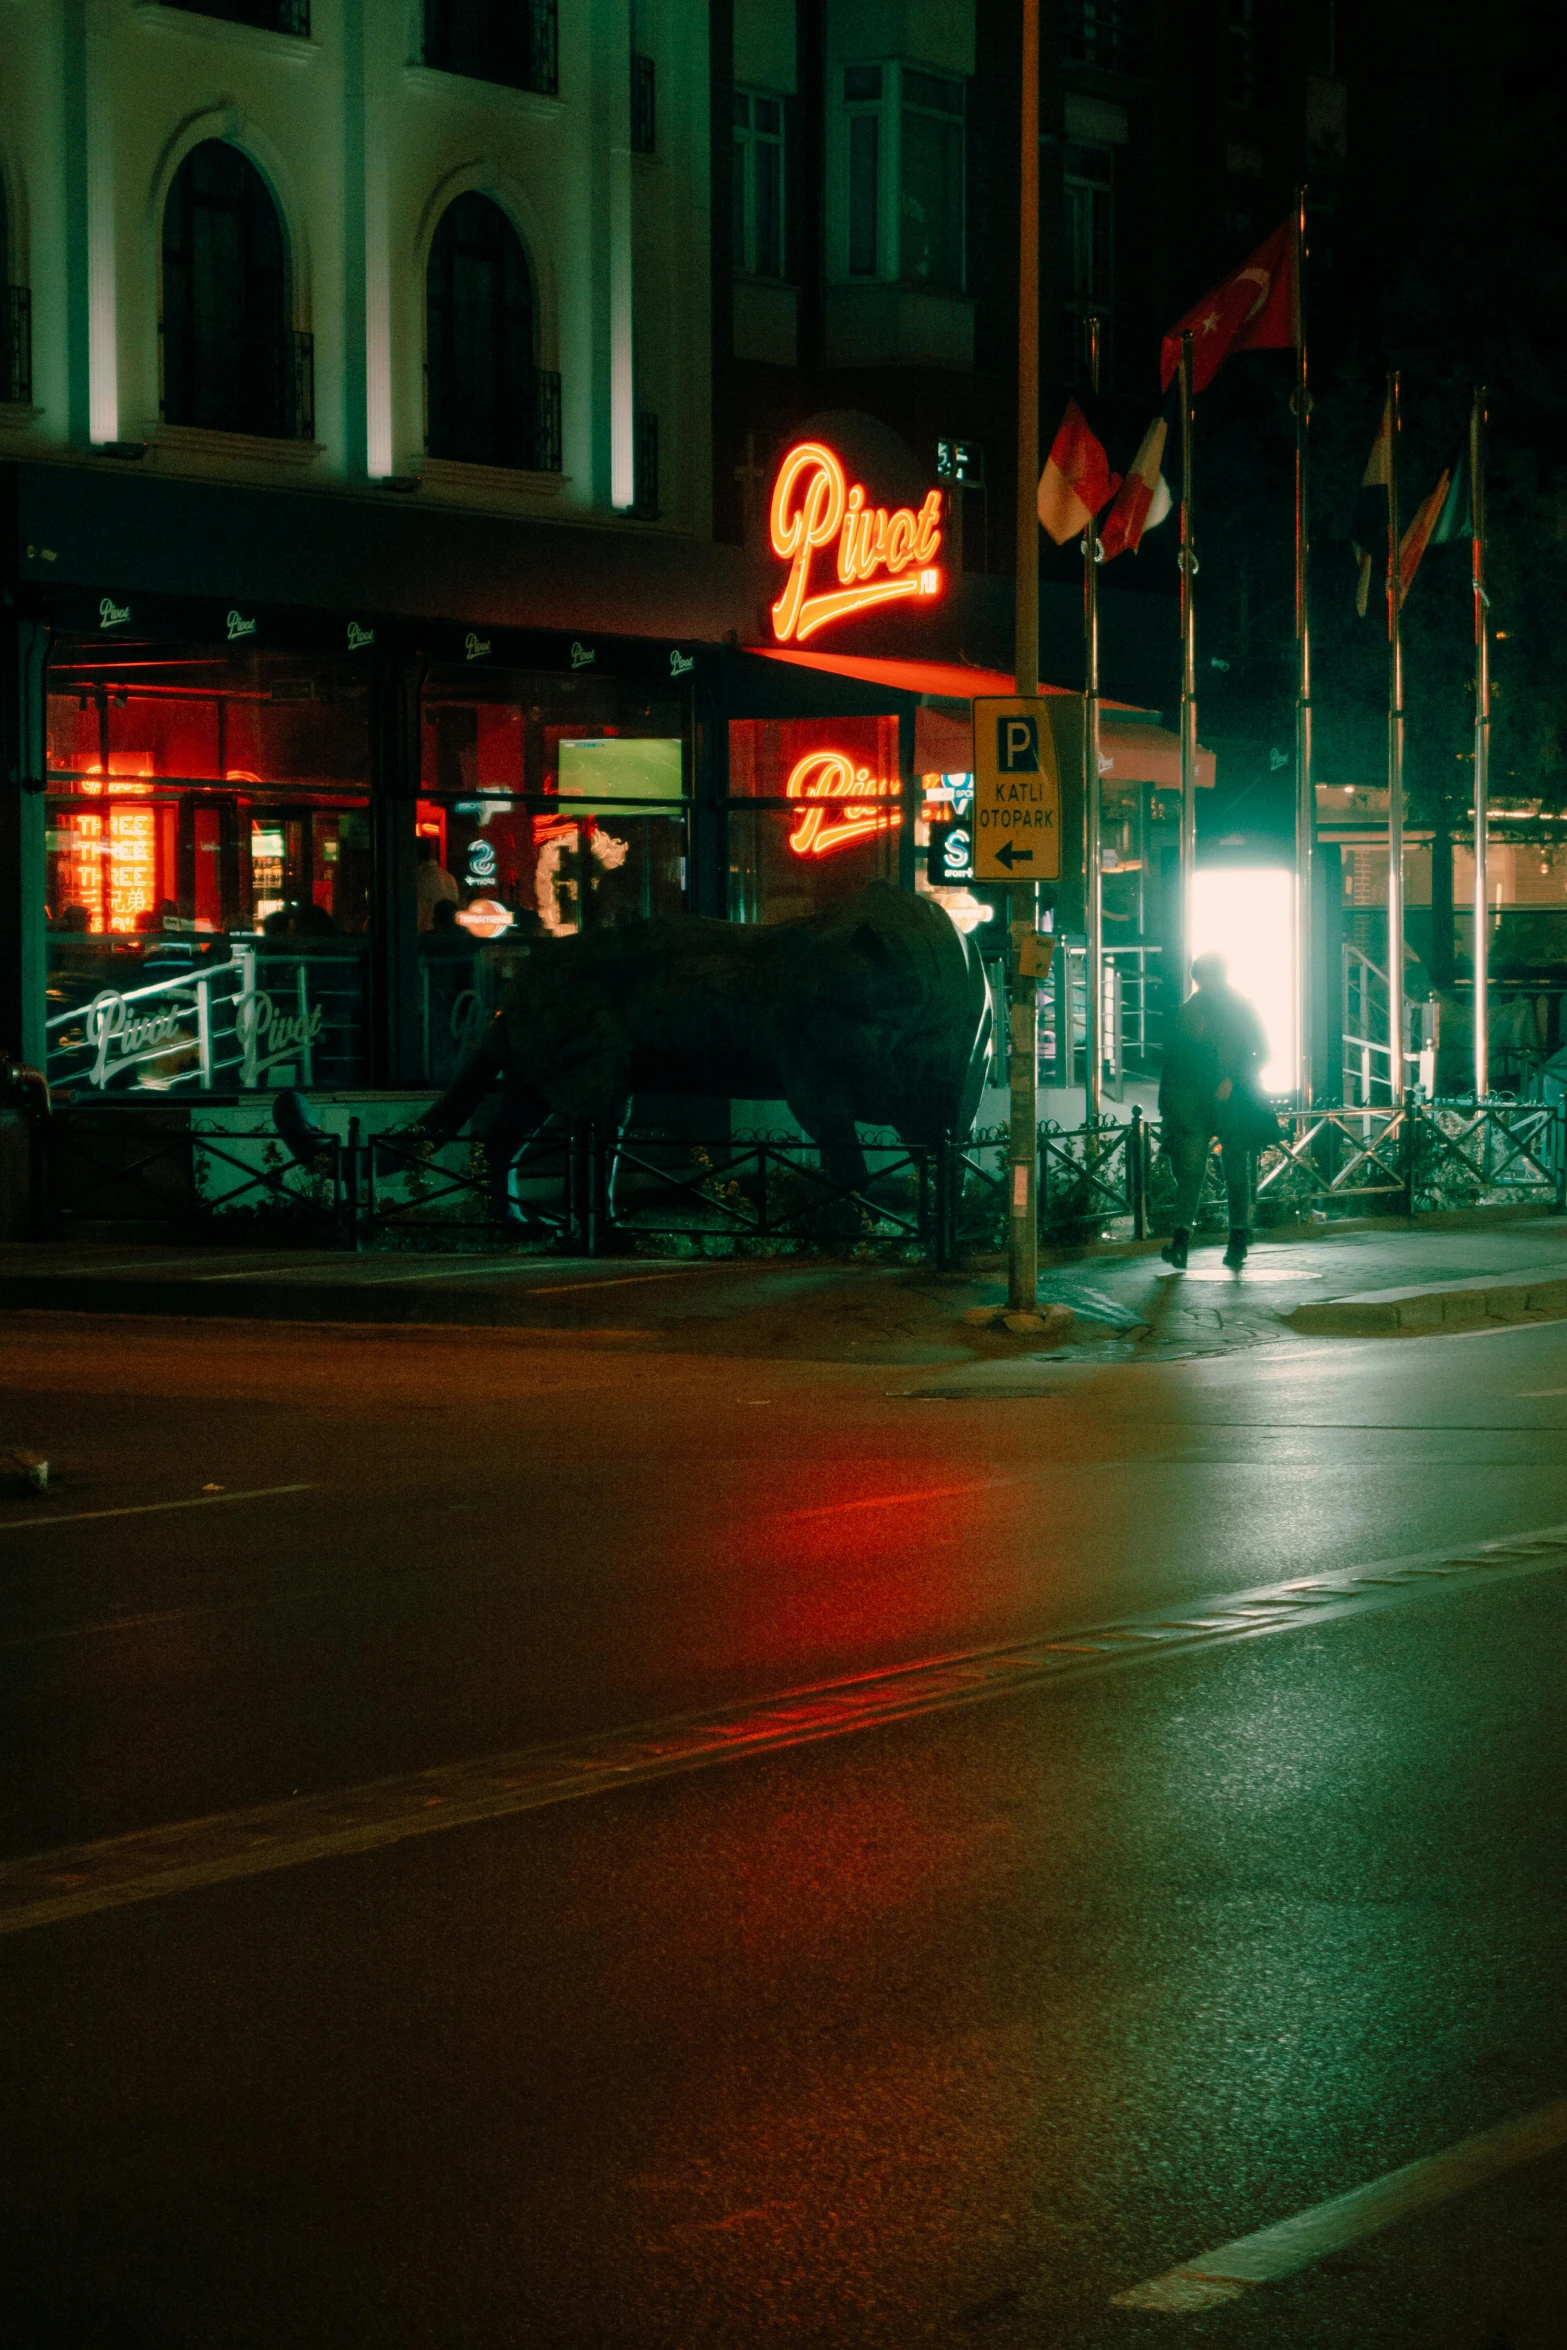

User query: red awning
[755,646,1215,787]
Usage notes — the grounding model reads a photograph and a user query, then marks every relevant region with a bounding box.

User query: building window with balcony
[1063,140,1113,374]
[422,0,559,96]
[1226,0,1256,105]
[733,90,785,277]
[161,142,311,440]
[159,0,311,34]
[426,194,557,473]
[836,63,966,291]
[1065,0,1139,74]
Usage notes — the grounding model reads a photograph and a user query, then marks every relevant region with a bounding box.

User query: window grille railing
[1065,0,1139,72]
[631,53,656,153]
[291,329,315,441]
[423,0,558,96]
[162,0,311,34]
[3,286,31,405]
[534,369,562,472]
[633,410,659,517]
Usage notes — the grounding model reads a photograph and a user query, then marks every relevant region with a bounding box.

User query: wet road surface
[3,1310,1567,2345]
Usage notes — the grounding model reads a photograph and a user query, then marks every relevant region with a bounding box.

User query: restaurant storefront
[1,432,1201,1138]
[0,457,930,1110]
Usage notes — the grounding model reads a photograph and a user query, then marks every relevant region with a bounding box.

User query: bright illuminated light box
[1191,866,1296,1095]
[557,738,684,812]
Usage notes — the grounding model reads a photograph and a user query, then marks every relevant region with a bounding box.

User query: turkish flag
[1037,399,1121,545]
[1159,220,1298,394]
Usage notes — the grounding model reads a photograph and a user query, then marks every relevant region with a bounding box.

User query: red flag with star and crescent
[1159,220,1298,394]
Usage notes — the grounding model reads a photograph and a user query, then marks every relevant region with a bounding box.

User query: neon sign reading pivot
[769,442,943,643]
[786,750,903,858]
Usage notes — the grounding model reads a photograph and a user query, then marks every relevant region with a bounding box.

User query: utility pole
[1387,369,1406,1105]
[1084,312,1103,1125]
[1008,0,1041,1312]
[1471,387,1490,1099]
[1178,331,1198,993]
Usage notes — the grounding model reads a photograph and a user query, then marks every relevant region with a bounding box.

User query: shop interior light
[1191,866,1296,1094]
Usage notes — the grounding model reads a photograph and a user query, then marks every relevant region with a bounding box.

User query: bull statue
[278,881,992,1214]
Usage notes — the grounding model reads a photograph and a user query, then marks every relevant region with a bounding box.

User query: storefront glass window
[727,715,902,924]
[415,666,690,1082]
[44,638,373,1094]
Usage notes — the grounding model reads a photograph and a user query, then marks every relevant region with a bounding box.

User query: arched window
[162,142,306,439]
[425,194,537,471]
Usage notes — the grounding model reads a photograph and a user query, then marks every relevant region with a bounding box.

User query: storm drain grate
[4,1526,1567,1938]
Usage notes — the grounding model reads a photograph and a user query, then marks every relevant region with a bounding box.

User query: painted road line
[0,1484,314,1535]
[1112,2095,1567,2313]
[5,1521,1567,1937]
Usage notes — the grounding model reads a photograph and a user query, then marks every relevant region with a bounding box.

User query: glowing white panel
[1191,866,1296,1094]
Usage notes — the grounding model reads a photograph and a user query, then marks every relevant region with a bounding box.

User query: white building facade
[0,0,710,529]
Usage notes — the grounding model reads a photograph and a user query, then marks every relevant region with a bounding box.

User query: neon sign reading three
[769,442,944,643]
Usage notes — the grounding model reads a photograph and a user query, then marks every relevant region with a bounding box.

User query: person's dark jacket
[1158,983,1270,1142]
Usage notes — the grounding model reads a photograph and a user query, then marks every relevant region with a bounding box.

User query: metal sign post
[1009,0,1042,1312]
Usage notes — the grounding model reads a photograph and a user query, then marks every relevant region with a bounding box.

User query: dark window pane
[754,141,782,276]
[903,69,961,114]
[425,192,537,470]
[161,140,293,438]
[848,113,879,274]
[754,95,780,133]
[732,135,748,266]
[631,52,655,153]
[733,92,750,127]
[900,109,963,286]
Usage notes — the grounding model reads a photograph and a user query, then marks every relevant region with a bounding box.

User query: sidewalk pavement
[4,1211,1567,1367]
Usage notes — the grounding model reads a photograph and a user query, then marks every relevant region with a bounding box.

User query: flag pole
[1008,0,1040,1313]
[1293,185,1314,1108]
[1471,386,1490,1100]
[1178,329,1198,1003]
[1084,312,1103,1123]
[1387,368,1406,1107]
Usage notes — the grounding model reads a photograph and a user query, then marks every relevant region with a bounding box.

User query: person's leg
[1169,1130,1209,1230]
[1162,1129,1208,1265]
[1222,1143,1253,1265]
[1223,1144,1253,1232]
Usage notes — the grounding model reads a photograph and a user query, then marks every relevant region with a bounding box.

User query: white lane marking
[1517,1388,1567,1398]
[1112,2095,1567,2312]
[528,1270,731,1295]
[5,1522,1567,1937]
[0,1484,314,1535]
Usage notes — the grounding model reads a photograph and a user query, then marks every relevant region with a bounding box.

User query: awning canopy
[756,646,1215,787]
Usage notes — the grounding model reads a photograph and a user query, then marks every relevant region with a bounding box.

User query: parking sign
[971,698,1061,881]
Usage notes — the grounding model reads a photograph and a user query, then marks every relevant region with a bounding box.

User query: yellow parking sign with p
[971,697,1061,881]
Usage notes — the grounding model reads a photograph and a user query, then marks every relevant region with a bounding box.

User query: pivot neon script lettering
[769,443,943,643]
[786,750,902,858]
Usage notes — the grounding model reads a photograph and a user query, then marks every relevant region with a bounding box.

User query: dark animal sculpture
[277,882,992,1212]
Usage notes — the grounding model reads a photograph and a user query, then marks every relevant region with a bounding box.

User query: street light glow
[1192,866,1296,1094]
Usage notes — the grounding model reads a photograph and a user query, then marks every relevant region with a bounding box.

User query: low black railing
[534,368,562,472]
[291,328,315,442]
[632,410,659,516]
[3,285,31,405]
[31,1099,1567,1263]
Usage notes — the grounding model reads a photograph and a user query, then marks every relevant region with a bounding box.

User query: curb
[1291,1268,1567,1336]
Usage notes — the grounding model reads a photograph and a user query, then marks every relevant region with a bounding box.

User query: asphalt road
[4,1307,1567,2346]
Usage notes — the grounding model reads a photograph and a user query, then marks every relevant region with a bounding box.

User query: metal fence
[31,1098,1567,1263]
